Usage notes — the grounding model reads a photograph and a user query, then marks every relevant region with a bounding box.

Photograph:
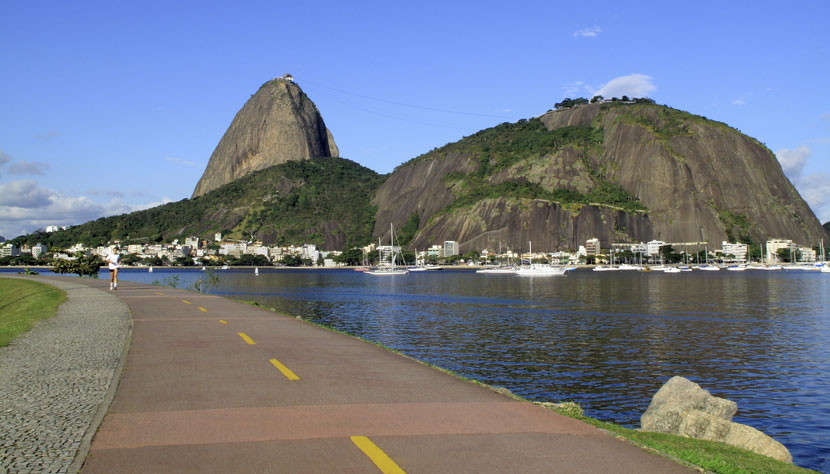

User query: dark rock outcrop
[192,77,338,197]
[374,102,826,250]
[641,376,792,463]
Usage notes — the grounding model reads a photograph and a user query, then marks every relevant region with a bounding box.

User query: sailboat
[365,224,409,275]
[820,240,830,273]
[477,242,516,274]
[254,267,259,276]
[515,241,570,276]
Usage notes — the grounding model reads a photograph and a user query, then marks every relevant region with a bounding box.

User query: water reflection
[82,267,830,470]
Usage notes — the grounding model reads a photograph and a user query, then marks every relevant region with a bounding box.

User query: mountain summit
[374,100,826,251]
[192,75,339,197]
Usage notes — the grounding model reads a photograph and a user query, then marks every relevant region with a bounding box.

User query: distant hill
[192,76,339,198]
[15,157,384,250]
[374,101,826,252]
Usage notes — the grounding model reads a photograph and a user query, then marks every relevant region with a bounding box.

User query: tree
[51,253,102,277]
[590,95,604,103]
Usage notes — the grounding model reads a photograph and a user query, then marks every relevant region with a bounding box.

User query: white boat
[477,266,517,274]
[592,265,620,272]
[515,264,570,276]
[221,265,229,270]
[663,267,681,273]
[515,241,570,276]
[618,263,643,271]
[148,266,153,273]
[425,264,443,271]
[821,265,830,273]
[726,265,746,271]
[254,267,259,275]
[696,265,720,271]
[366,224,409,276]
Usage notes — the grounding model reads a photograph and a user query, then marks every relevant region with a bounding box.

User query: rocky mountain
[375,101,826,252]
[19,157,384,250]
[192,76,339,197]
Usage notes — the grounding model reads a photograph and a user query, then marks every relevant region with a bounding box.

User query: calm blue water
[7,267,829,471]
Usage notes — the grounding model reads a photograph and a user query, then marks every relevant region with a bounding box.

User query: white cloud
[166,156,202,167]
[732,99,746,106]
[795,172,830,222]
[562,80,590,96]
[0,180,54,207]
[0,149,11,178]
[776,145,830,223]
[775,145,810,179]
[573,26,602,38]
[0,179,174,239]
[8,160,49,175]
[592,74,656,99]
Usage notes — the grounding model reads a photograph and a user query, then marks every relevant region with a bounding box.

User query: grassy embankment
[242,299,816,474]
[0,278,66,347]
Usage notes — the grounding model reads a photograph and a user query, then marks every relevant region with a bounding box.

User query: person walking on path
[105,247,120,290]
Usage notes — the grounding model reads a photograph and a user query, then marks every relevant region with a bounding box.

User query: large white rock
[641,376,792,463]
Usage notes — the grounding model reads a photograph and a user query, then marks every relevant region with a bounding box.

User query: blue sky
[1,1,829,239]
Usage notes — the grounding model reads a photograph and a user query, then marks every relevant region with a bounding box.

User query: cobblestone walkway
[0,276,131,474]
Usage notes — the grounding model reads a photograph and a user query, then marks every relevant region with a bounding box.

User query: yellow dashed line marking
[198,306,208,312]
[269,358,300,381]
[182,299,191,304]
[219,320,228,325]
[237,332,256,345]
[351,436,406,474]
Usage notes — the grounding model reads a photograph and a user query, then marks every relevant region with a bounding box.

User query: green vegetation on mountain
[425,118,645,214]
[15,157,385,250]
[375,99,826,251]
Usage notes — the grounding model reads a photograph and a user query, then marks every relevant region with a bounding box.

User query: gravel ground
[0,276,131,474]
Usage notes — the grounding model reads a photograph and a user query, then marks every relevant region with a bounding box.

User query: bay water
[11,267,829,470]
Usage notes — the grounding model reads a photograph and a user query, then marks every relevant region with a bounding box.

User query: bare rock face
[641,376,792,463]
[192,78,338,197]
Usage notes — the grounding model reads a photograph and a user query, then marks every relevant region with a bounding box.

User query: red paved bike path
[73,279,692,473]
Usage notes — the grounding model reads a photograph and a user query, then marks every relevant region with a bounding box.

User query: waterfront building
[220,241,247,257]
[766,239,797,263]
[32,243,48,259]
[721,241,748,262]
[798,246,816,263]
[0,243,20,258]
[185,236,201,249]
[585,238,601,256]
[427,245,442,258]
[444,241,459,257]
[646,240,665,257]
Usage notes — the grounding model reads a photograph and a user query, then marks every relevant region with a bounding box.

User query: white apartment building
[0,243,20,258]
[766,239,797,263]
[721,241,748,262]
[444,241,459,257]
[585,238,601,256]
[646,240,665,257]
[32,243,48,259]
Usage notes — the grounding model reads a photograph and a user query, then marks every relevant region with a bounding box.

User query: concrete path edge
[68,284,134,474]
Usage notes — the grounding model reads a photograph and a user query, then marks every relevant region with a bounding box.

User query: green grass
[0,278,66,347]
[550,408,815,474]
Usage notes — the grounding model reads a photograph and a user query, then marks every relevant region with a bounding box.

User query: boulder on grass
[641,376,792,464]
